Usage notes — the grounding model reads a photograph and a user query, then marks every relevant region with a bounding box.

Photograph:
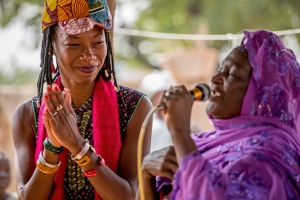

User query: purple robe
[160,30,300,200]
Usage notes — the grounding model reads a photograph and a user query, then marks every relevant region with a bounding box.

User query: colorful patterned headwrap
[42,0,112,34]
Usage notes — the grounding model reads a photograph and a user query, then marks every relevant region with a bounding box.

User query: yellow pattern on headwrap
[42,0,57,30]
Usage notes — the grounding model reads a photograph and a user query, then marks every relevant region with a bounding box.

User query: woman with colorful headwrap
[140,30,300,200]
[12,0,152,199]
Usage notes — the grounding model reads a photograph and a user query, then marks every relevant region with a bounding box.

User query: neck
[61,79,96,108]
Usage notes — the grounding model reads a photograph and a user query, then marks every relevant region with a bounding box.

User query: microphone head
[193,83,211,101]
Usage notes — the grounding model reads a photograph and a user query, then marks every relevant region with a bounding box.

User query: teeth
[213,91,221,97]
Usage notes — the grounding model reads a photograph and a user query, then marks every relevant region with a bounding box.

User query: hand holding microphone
[158,83,211,110]
[158,83,211,135]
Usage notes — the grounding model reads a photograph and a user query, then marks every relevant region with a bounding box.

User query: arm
[83,96,153,199]
[12,100,57,199]
[162,85,198,164]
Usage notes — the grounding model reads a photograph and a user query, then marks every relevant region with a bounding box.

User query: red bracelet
[82,168,98,177]
[82,155,105,177]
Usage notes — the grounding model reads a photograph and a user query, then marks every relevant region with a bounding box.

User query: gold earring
[114,85,120,92]
[104,70,109,78]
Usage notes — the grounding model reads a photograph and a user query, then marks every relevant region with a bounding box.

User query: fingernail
[46,85,52,92]
[44,94,49,99]
[54,85,60,91]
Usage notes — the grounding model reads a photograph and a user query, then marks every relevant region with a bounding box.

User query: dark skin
[12,26,153,200]
[139,48,252,199]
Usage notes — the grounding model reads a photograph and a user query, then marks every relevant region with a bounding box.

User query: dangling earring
[51,62,56,73]
[104,69,109,78]
[114,85,120,92]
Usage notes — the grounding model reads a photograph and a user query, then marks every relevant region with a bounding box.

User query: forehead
[222,48,252,73]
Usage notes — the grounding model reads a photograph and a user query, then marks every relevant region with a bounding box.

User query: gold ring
[56,105,63,111]
[53,111,58,117]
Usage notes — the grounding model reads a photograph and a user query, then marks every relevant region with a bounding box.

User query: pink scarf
[34,77,121,199]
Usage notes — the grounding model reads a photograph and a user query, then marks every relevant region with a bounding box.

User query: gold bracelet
[74,155,91,167]
[36,159,60,174]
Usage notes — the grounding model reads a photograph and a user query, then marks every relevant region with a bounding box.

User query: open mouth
[212,90,221,97]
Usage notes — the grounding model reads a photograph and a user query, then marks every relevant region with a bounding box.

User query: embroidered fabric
[157,30,300,200]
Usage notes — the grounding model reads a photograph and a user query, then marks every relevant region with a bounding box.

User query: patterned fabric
[32,84,145,199]
[42,0,112,33]
[158,30,300,200]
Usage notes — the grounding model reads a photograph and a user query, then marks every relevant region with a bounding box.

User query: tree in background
[116,0,300,68]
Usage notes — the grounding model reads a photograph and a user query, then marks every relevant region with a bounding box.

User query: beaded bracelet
[43,138,64,154]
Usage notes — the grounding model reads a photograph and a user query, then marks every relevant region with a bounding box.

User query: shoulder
[12,99,36,137]
[118,85,146,101]
[13,99,34,122]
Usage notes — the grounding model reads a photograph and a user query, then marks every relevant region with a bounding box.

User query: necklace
[67,109,92,191]
[72,97,93,124]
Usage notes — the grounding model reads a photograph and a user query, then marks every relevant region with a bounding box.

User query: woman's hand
[142,146,178,180]
[161,86,194,136]
[160,86,198,164]
[42,84,83,151]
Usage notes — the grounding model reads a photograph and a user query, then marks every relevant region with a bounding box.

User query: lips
[210,87,224,101]
[76,66,97,73]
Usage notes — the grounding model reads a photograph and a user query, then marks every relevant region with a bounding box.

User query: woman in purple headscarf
[140,30,300,200]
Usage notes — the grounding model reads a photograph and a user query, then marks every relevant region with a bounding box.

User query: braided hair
[36,26,118,107]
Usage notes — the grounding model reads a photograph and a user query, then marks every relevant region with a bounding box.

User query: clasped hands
[42,84,83,152]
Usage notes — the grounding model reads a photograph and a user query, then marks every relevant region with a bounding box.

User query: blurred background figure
[0,149,16,200]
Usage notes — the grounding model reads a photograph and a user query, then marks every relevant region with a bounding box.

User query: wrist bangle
[71,140,96,161]
[43,138,64,154]
[82,155,105,177]
[39,150,61,168]
[75,155,91,167]
[71,140,90,160]
[36,159,60,174]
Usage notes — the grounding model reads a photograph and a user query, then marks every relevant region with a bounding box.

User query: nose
[80,46,96,62]
[210,72,223,84]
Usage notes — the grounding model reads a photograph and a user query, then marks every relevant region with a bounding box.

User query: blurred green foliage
[0,68,39,85]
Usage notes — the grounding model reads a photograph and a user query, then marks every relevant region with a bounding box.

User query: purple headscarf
[162,30,300,200]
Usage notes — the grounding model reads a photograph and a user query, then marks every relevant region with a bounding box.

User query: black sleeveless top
[32,85,145,199]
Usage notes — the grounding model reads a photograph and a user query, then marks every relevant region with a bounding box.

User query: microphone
[189,82,211,101]
[157,83,211,110]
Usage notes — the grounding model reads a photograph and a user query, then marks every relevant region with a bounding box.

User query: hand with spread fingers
[42,84,83,153]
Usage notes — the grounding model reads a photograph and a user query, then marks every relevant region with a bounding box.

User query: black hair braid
[104,32,118,89]
[37,26,55,107]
